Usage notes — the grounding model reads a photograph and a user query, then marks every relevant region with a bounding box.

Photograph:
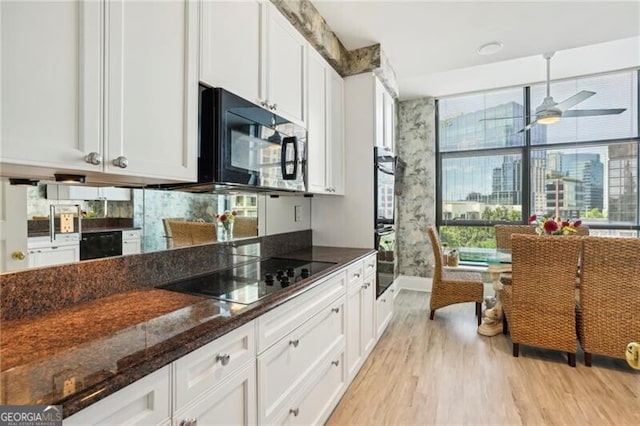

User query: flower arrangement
[216,210,237,230]
[528,214,582,235]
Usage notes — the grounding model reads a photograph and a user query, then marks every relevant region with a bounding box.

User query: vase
[220,222,234,241]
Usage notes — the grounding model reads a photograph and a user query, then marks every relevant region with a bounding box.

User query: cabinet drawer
[257,270,346,352]
[346,260,364,285]
[376,288,394,338]
[173,321,255,412]
[172,360,256,426]
[65,365,170,426]
[363,253,377,277]
[122,229,141,240]
[258,297,345,423]
[273,342,346,426]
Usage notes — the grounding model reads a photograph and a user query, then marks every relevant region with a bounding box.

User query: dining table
[457,247,512,337]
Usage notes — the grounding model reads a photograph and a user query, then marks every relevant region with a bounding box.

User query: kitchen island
[0,246,375,419]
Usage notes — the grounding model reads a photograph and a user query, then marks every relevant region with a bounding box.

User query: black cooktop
[158,257,336,305]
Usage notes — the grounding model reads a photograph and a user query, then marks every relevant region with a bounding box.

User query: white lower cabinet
[257,293,345,424]
[64,365,171,426]
[271,343,347,426]
[122,230,142,256]
[376,281,397,339]
[64,256,381,425]
[172,361,257,426]
[27,236,80,268]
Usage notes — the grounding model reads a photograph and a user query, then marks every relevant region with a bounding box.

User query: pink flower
[561,221,570,227]
[528,214,537,223]
[219,214,228,222]
[573,220,582,228]
[543,220,558,234]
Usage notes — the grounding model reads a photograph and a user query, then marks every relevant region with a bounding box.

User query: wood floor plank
[327,290,640,425]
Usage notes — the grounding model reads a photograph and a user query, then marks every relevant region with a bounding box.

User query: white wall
[260,195,311,236]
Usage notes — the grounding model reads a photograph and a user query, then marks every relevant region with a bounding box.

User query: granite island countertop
[0,246,374,417]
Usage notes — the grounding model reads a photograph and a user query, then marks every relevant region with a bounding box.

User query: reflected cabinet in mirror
[0,179,262,273]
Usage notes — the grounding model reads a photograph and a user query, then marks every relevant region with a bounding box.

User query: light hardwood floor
[327,290,640,425]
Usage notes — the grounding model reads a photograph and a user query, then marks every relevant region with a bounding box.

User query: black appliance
[374,147,395,227]
[80,230,123,260]
[188,86,307,193]
[375,227,395,297]
[158,258,336,305]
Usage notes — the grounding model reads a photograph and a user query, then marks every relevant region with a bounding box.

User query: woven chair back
[427,226,444,283]
[167,221,194,248]
[190,222,217,245]
[574,225,590,236]
[234,216,258,238]
[579,236,640,359]
[494,225,537,250]
[510,234,582,351]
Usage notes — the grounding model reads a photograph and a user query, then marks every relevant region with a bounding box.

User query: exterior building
[545,172,584,219]
[608,144,638,223]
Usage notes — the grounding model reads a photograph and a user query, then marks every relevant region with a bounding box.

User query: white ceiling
[311,1,640,99]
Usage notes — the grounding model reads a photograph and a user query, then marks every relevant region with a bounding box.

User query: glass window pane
[442,154,523,221]
[439,226,496,249]
[530,71,638,144]
[530,143,637,225]
[439,88,525,151]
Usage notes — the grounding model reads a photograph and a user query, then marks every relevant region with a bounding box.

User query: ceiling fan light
[538,116,561,125]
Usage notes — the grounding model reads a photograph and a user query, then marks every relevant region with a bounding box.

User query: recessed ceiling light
[478,41,503,56]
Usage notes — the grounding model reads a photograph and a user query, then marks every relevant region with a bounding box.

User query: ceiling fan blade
[563,108,627,117]
[517,120,538,134]
[479,116,526,121]
[555,90,595,112]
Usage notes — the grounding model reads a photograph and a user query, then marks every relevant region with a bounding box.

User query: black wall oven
[199,86,307,192]
[80,230,122,261]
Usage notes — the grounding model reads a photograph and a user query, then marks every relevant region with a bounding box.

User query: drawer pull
[331,360,340,367]
[216,354,231,366]
[331,307,340,313]
[289,339,300,348]
[381,298,387,303]
[362,282,370,289]
[290,408,299,417]
[180,418,197,426]
[367,263,375,269]
[353,272,361,278]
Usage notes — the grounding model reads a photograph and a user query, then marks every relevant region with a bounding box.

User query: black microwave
[198,86,307,192]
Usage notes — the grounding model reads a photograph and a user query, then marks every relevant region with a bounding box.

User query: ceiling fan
[483,52,627,133]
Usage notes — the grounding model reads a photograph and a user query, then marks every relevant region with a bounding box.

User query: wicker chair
[576,237,640,367]
[427,226,484,325]
[166,221,194,248]
[190,222,217,245]
[234,216,258,238]
[574,224,590,236]
[502,234,582,367]
[494,225,537,250]
[162,217,186,248]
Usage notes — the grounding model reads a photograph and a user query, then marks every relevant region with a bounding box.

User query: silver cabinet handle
[381,298,387,303]
[260,100,268,107]
[84,152,102,165]
[353,272,361,278]
[290,408,299,417]
[289,339,300,348]
[331,360,340,367]
[331,307,340,313]
[362,282,370,289]
[112,156,128,168]
[270,103,277,110]
[367,263,375,269]
[180,419,197,426]
[216,354,231,366]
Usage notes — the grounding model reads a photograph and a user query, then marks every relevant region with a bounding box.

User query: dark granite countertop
[0,246,374,417]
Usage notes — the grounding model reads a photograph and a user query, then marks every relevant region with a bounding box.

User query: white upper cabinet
[200,0,262,103]
[374,77,396,153]
[0,0,198,184]
[0,0,102,172]
[306,46,344,195]
[263,2,306,125]
[104,0,198,181]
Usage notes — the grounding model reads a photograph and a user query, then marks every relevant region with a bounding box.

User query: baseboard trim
[396,275,432,293]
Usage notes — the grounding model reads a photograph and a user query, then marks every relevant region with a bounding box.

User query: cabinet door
[200,0,262,104]
[28,244,79,268]
[362,275,376,356]
[265,2,306,125]
[172,361,257,426]
[122,238,141,255]
[105,0,198,182]
[376,290,393,338]
[65,365,171,426]
[306,47,327,194]
[383,90,395,152]
[0,0,102,172]
[346,284,363,381]
[326,68,345,195]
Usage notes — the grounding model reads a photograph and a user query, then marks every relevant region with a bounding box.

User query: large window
[437,70,640,248]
